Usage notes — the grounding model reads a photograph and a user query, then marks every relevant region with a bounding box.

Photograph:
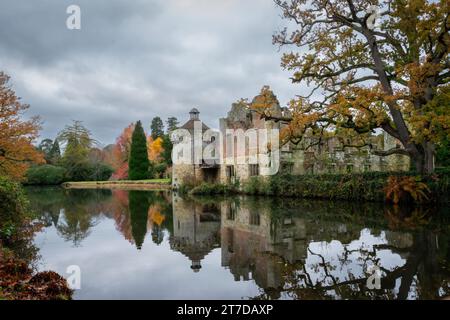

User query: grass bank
[189,170,450,204]
[62,178,171,190]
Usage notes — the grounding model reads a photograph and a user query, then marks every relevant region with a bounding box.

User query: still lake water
[26,187,450,300]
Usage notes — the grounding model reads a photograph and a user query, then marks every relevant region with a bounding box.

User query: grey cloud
[0,0,300,144]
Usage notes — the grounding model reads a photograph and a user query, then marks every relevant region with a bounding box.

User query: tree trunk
[411,142,435,175]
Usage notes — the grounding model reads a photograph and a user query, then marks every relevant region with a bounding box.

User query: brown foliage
[385,175,430,204]
[0,253,73,300]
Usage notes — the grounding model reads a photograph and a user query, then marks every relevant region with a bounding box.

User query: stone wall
[173,89,410,188]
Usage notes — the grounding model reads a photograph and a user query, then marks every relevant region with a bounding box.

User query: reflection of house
[220,201,308,292]
[172,88,409,187]
[167,196,437,299]
[170,195,221,272]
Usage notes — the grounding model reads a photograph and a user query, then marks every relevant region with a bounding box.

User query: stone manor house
[171,88,409,188]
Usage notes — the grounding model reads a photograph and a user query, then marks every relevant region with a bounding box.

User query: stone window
[227,204,236,221]
[249,164,260,176]
[226,165,235,178]
[249,212,260,226]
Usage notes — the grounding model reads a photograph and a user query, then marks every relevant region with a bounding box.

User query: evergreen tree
[48,139,61,164]
[38,138,54,163]
[129,121,150,180]
[166,117,179,133]
[161,134,173,165]
[150,117,164,140]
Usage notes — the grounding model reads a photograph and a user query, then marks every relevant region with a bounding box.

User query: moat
[26,187,450,300]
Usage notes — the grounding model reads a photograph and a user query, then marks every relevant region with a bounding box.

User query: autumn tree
[129,121,150,180]
[150,117,164,140]
[254,0,449,174]
[111,123,134,180]
[0,72,44,180]
[147,136,164,162]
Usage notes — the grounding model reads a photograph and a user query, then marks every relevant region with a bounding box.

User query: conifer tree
[129,121,150,180]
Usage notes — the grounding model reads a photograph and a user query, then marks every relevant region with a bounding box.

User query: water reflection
[26,187,450,300]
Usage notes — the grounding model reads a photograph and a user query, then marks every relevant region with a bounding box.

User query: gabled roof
[180,119,210,131]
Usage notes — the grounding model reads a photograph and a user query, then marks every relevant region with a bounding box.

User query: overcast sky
[0,0,301,145]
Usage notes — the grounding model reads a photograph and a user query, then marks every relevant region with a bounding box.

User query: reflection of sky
[33,208,411,300]
[305,228,406,296]
[34,216,260,300]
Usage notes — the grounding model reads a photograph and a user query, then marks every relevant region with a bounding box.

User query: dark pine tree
[129,121,150,180]
[150,117,164,140]
[166,116,179,133]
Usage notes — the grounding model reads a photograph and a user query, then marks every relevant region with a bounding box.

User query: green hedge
[191,183,237,195]
[25,163,114,184]
[188,171,450,203]
[64,163,114,182]
[241,172,450,203]
[25,165,66,185]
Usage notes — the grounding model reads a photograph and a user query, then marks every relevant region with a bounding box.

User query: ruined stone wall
[287,132,410,175]
[173,90,410,188]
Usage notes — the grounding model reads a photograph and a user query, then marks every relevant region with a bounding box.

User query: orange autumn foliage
[385,176,430,204]
[0,72,44,180]
[252,0,450,174]
[111,124,134,180]
[147,136,164,162]
[111,124,165,179]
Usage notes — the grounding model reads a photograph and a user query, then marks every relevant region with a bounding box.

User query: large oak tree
[254,0,449,173]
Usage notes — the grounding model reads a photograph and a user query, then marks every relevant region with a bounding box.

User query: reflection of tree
[252,229,450,300]
[384,206,431,230]
[56,207,99,246]
[28,188,173,248]
[28,188,112,246]
[109,190,133,243]
[129,191,149,250]
[55,190,111,246]
[149,206,165,245]
[212,196,450,300]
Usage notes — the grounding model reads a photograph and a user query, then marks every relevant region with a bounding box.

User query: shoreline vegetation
[62,179,171,190]
[0,177,73,300]
[186,170,450,205]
